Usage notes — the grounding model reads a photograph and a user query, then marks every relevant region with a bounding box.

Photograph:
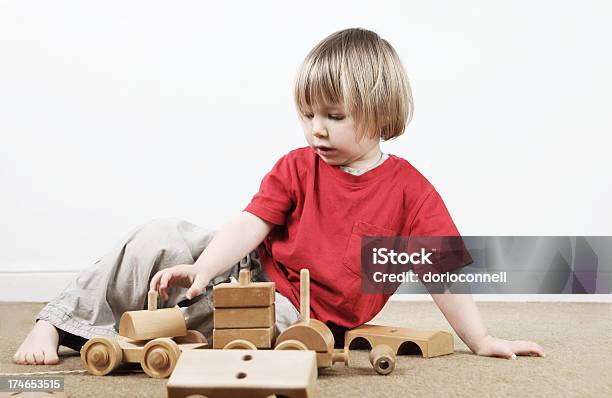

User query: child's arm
[431,293,545,359]
[149,211,273,300]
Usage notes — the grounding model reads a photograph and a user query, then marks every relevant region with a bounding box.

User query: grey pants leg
[36,218,299,347]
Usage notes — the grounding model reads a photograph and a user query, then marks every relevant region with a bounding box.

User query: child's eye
[301,113,345,120]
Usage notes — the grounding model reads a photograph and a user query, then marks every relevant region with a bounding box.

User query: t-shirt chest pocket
[342,221,395,277]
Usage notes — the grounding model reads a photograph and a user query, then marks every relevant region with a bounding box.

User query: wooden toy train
[80,268,453,378]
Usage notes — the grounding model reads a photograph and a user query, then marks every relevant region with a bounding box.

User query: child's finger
[501,348,516,360]
[512,341,545,357]
[150,270,163,291]
[186,275,206,300]
[159,271,175,300]
[487,342,515,360]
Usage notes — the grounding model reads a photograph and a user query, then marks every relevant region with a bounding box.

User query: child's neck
[340,151,388,176]
[344,145,383,170]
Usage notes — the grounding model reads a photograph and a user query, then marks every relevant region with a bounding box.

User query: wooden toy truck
[80,291,207,378]
[82,268,454,380]
[213,268,453,375]
[211,268,349,368]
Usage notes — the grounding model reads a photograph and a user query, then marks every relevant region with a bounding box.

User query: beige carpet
[1,301,611,397]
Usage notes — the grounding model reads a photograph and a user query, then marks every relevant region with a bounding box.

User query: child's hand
[473,335,545,359]
[149,264,209,301]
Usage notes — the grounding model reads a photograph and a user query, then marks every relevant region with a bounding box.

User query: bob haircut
[294,28,414,141]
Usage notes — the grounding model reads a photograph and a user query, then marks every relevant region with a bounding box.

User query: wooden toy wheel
[223,339,257,350]
[274,339,308,351]
[80,336,123,376]
[369,344,396,375]
[174,330,207,344]
[141,337,181,378]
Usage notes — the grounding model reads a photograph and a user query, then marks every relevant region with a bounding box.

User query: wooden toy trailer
[272,269,454,376]
[344,324,454,375]
[80,291,207,378]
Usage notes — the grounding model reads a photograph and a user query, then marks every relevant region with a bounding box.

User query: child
[14,27,544,365]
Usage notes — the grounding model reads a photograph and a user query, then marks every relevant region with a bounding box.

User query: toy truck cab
[80,291,207,378]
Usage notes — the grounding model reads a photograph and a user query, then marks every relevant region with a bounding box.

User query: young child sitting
[14,27,544,365]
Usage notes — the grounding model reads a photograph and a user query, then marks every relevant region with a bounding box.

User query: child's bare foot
[13,320,62,365]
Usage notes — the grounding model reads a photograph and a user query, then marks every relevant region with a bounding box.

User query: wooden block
[213,327,275,349]
[213,305,275,329]
[213,282,275,308]
[344,324,454,358]
[166,349,317,398]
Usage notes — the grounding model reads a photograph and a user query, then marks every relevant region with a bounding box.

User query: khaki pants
[36,218,299,349]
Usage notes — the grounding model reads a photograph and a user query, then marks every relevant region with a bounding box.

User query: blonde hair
[294,28,414,141]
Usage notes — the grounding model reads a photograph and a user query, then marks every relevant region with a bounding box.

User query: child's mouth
[315,146,336,156]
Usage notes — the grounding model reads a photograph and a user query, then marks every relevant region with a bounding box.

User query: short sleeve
[244,155,294,225]
[407,189,473,275]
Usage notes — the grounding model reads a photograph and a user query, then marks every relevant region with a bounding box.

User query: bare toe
[13,320,61,366]
[13,350,24,364]
[25,352,35,365]
[43,349,59,365]
[33,350,45,364]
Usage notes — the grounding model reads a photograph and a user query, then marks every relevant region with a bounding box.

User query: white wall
[1,1,611,295]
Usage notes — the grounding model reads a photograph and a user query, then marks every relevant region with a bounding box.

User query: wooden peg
[148,290,158,311]
[239,269,250,286]
[300,268,310,322]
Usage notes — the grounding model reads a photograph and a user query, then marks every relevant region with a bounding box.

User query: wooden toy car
[80,291,208,378]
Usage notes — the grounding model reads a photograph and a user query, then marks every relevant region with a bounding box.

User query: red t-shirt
[244,147,466,329]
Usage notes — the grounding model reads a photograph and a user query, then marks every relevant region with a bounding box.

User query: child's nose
[312,122,328,138]
[313,128,328,138]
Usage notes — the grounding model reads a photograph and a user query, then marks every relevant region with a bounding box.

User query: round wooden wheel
[274,339,308,351]
[173,330,207,344]
[369,344,396,375]
[141,338,181,378]
[223,339,257,350]
[80,336,123,376]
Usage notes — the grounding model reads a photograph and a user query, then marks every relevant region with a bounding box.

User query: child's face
[300,103,381,169]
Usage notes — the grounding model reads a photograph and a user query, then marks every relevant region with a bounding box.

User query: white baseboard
[1,271,611,303]
[0,271,79,302]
